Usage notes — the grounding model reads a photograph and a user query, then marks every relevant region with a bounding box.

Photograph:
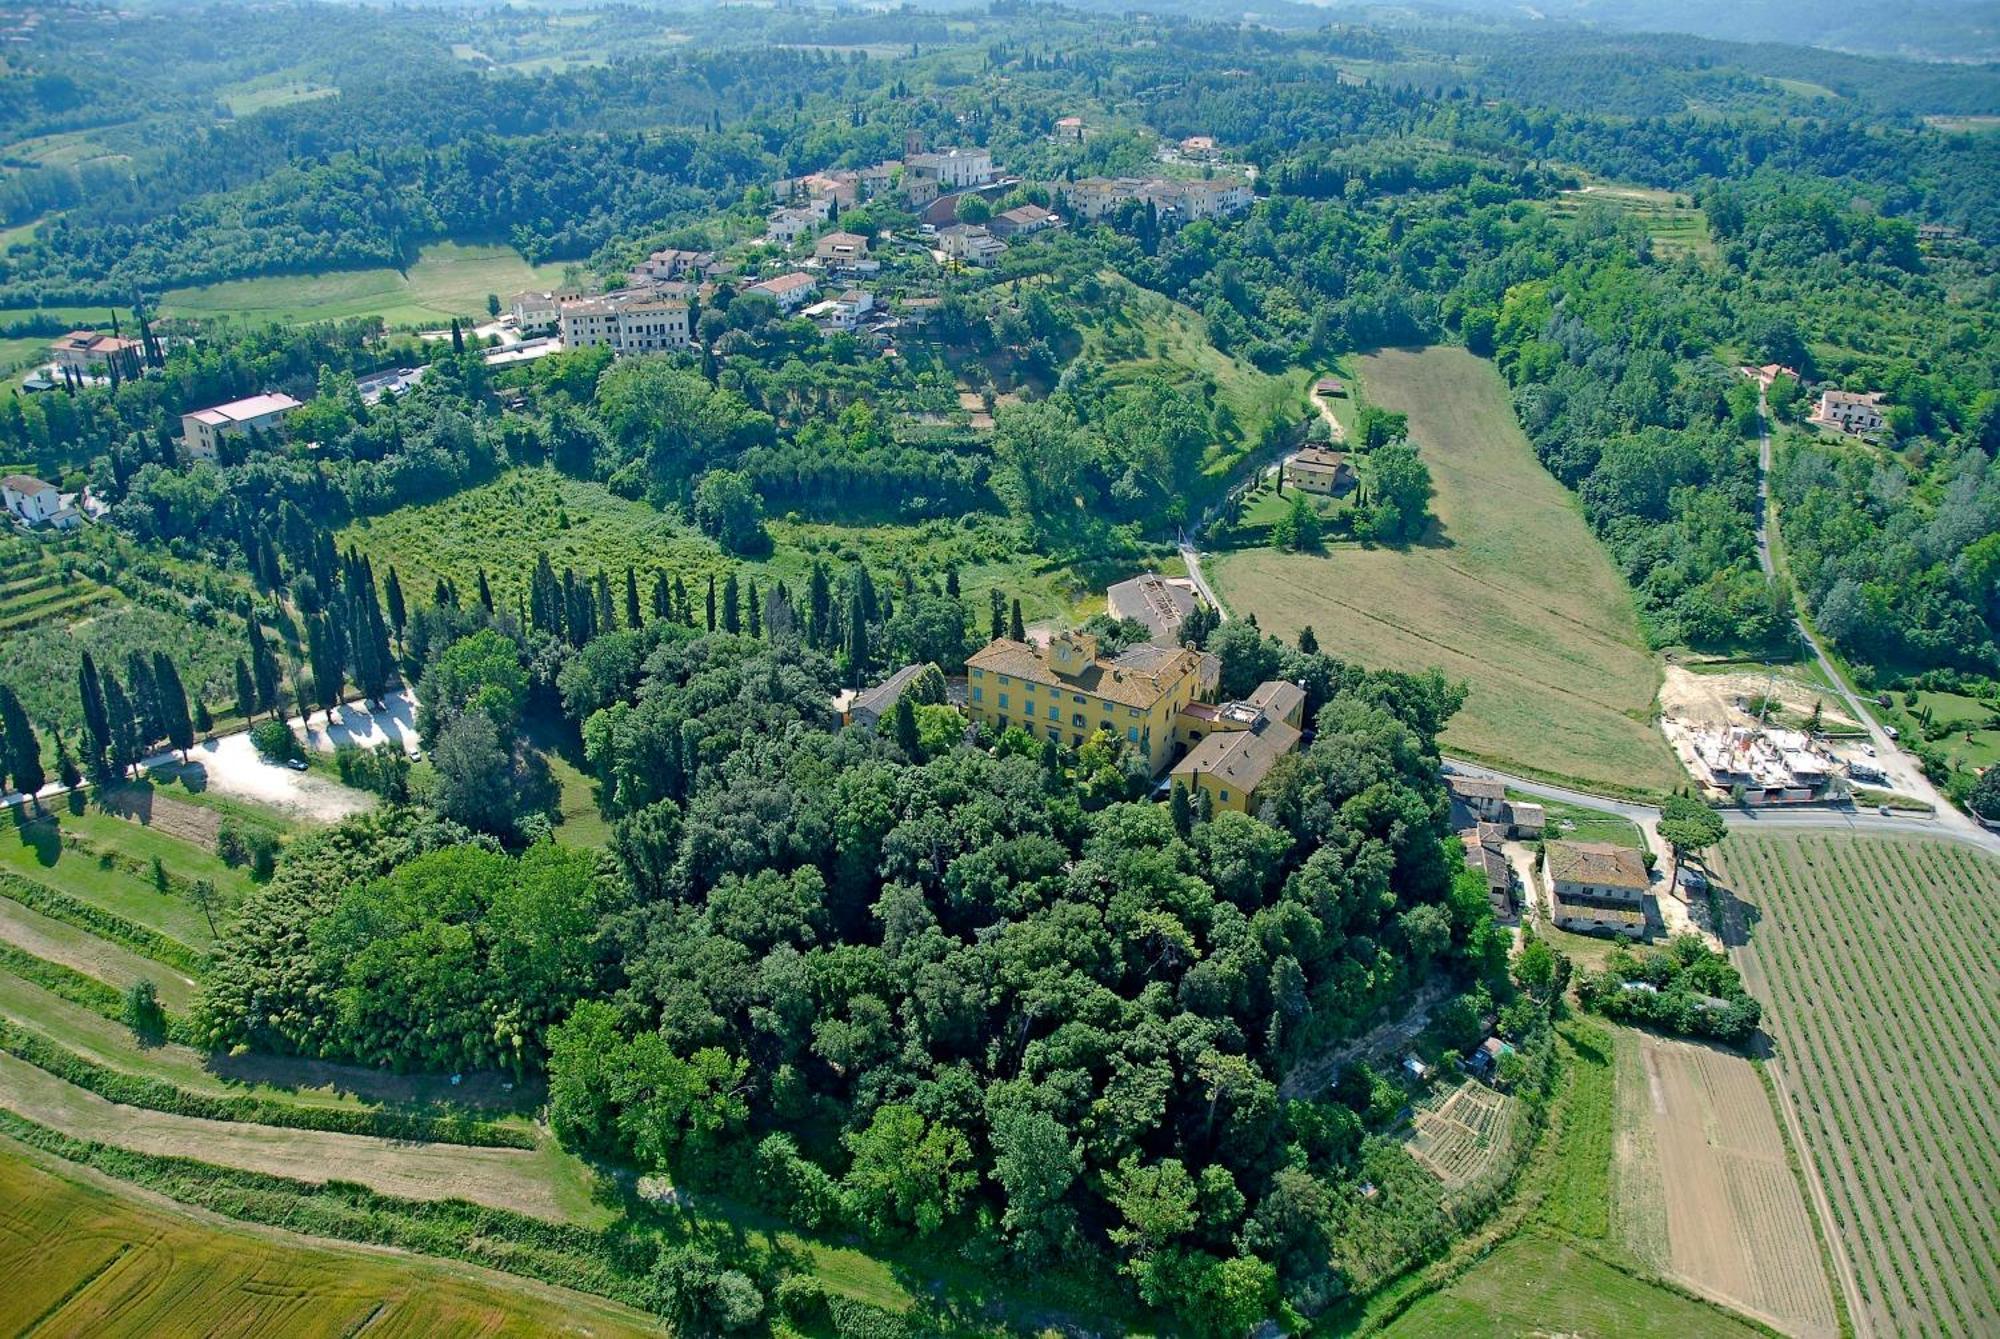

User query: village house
[509,288,583,333]
[558,291,693,355]
[1106,573,1201,646]
[1545,840,1651,938]
[966,631,1210,774]
[49,330,142,380]
[1176,135,1222,162]
[745,271,819,313]
[631,248,716,285]
[842,663,932,730]
[803,289,874,332]
[1916,222,1963,243]
[1171,680,1307,815]
[180,392,302,460]
[813,231,878,275]
[989,203,1060,238]
[2,474,68,527]
[1814,389,1887,436]
[1052,115,1086,143]
[939,225,1008,267]
[906,146,994,192]
[1284,447,1356,496]
[1462,822,1515,918]
[1313,375,1346,398]
[765,203,832,247]
[1063,175,1254,224]
[774,171,861,209]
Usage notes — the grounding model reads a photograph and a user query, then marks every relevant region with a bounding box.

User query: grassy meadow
[1551,183,1714,260]
[1211,346,1681,796]
[157,243,573,329]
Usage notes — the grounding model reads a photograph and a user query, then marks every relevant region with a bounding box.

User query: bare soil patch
[0,1053,573,1222]
[94,784,223,848]
[1616,1030,1838,1339]
[1659,666,1857,731]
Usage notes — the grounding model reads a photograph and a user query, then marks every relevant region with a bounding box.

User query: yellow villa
[965,631,1209,773]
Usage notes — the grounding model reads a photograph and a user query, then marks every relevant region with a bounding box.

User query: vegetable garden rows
[1717,833,2000,1338]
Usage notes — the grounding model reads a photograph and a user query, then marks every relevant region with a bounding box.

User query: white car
[284,758,308,771]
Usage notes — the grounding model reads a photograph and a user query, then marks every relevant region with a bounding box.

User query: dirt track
[0,898,198,1011]
[0,1053,575,1222]
[1617,1031,1839,1339]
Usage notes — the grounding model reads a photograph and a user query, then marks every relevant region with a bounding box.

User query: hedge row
[0,1021,536,1149]
[0,870,208,976]
[0,1107,912,1336]
[0,941,126,1020]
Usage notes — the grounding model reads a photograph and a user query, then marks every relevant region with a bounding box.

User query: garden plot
[1404,1078,1519,1194]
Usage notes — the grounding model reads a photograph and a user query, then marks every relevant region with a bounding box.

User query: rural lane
[1750,385,1994,850]
[1441,756,2000,856]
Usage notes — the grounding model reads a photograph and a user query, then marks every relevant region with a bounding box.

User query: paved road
[1748,387,1995,850]
[1442,755,1999,855]
[1179,536,1227,622]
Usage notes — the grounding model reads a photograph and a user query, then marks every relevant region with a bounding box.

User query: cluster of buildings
[1683,723,1836,805]
[1446,775,1546,919]
[1062,174,1254,224]
[960,619,1310,815]
[49,329,142,381]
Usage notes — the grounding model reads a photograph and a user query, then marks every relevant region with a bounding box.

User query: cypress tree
[1298,625,1318,655]
[1170,780,1192,839]
[945,567,960,598]
[722,571,741,634]
[307,615,341,722]
[625,567,642,629]
[595,570,615,633]
[151,655,194,763]
[652,571,671,621]
[101,674,138,778]
[476,567,494,613]
[53,728,79,790]
[530,553,560,638]
[990,588,1006,642]
[77,652,111,777]
[1010,598,1026,643]
[893,693,920,759]
[0,684,42,797]
[233,657,256,723]
[385,566,407,641]
[124,650,162,751]
[672,575,691,626]
[248,619,280,716]
[807,559,832,648]
[846,586,870,687]
[705,574,717,632]
[747,581,762,638]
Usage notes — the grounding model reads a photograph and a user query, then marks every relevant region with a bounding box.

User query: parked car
[285,758,308,771]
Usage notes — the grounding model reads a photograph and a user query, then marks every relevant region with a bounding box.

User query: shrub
[123,979,167,1041]
[249,718,302,762]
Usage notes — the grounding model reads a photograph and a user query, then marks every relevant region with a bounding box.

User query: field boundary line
[0,870,206,978]
[1753,1057,1862,1339]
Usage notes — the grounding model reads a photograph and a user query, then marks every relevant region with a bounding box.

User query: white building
[1815,389,1887,436]
[804,289,875,332]
[2,474,62,525]
[557,291,692,355]
[745,272,819,313]
[510,289,583,333]
[180,392,302,460]
[813,230,878,275]
[631,248,715,284]
[939,225,1007,267]
[906,146,994,191]
[767,202,833,247]
[1064,175,1254,224]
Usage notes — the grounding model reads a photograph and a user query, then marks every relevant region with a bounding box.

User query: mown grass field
[339,467,1140,633]
[1211,347,1681,796]
[1715,832,2000,1338]
[1385,1231,1767,1339]
[0,1142,664,1338]
[157,242,573,329]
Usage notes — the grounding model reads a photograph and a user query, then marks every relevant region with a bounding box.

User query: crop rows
[1718,833,2000,1337]
[1406,1081,1517,1193]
